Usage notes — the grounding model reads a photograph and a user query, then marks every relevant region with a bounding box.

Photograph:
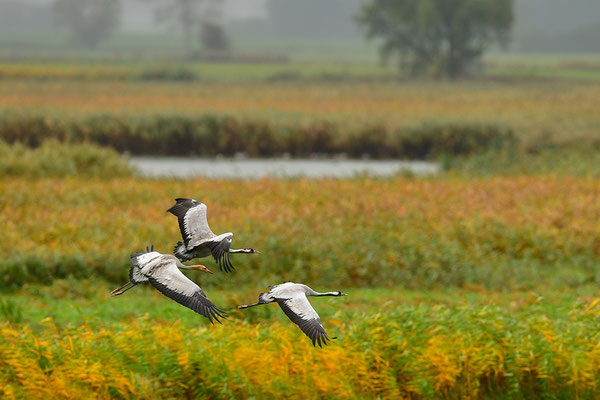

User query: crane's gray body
[239,282,345,347]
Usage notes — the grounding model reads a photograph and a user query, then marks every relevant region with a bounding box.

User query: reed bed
[2,294,600,399]
[1,78,599,157]
[2,176,599,290]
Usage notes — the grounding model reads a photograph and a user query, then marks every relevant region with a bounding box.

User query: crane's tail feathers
[130,245,155,266]
[173,241,193,261]
[130,253,142,266]
[128,265,148,283]
[258,292,273,303]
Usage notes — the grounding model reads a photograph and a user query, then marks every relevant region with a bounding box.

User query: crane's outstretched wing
[203,233,235,273]
[278,296,332,347]
[167,199,216,247]
[147,258,227,323]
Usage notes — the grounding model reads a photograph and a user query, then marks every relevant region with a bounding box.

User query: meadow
[3,281,600,399]
[1,57,600,398]
[1,170,600,398]
[2,174,600,291]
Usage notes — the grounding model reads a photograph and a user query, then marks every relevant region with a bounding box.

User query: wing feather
[203,233,235,273]
[167,199,216,246]
[147,259,226,323]
[278,296,331,347]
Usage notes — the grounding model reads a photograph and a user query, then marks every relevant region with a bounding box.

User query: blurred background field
[1,1,600,399]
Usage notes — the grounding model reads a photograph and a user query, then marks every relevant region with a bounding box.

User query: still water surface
[130,157,439,179]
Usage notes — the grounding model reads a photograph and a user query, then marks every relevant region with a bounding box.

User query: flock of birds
[111,198,346,347]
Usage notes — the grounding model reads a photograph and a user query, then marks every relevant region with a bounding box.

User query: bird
[167,198,259,273]
[238,282,346,347]
[111,246,227,324]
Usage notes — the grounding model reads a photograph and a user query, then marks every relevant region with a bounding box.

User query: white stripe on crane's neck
[311,291,341,297]
[301,286,340,297]
[229,248,250,253]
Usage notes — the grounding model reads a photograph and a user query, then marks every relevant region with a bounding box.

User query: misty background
[1,0,600,61]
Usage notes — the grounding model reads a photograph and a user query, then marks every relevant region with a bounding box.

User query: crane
[238,282,346,347]
[167,198,259,273]
[111,246,227,324]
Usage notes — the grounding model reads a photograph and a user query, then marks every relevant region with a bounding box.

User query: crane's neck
[229,248,252,254]
[307,289,340,297]
[176,259,197,270]
[315,291,341,296]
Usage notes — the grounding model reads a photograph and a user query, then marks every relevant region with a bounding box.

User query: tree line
[53,0,229,52]
[52,0,513,79]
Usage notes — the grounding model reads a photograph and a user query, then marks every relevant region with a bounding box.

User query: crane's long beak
[192,264,213,274]
[341,292,348,296]
[254,250,261,254]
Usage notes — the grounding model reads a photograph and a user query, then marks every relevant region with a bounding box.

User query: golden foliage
[3,300,600,399]
[1,176,599,288]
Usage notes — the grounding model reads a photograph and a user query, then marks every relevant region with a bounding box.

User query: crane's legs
[111,281,136,296]
[237,302,263,309]
[238,292,273,309]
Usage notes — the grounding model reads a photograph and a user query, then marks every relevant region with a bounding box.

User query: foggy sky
[2,0,600,52]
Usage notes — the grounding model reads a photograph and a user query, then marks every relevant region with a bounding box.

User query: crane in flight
[111,246,227,324]
[238,282,346,347]
[167,198,259,273]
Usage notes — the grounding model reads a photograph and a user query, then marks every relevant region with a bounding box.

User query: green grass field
[3,280,600,399]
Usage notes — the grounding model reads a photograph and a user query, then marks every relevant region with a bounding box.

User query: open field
[0,61,394,82]
[2,31,600,77]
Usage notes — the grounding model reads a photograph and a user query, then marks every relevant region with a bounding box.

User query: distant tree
[147,0,227,54]
[53,0,121,49]
[199,22,229,51]
[356,0,514,78]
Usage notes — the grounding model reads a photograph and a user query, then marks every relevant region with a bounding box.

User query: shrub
[0,140,133,178]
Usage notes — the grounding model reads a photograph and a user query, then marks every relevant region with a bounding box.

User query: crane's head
[243,248,260,254]
[335,291,347,296]
[190,264,213,274]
